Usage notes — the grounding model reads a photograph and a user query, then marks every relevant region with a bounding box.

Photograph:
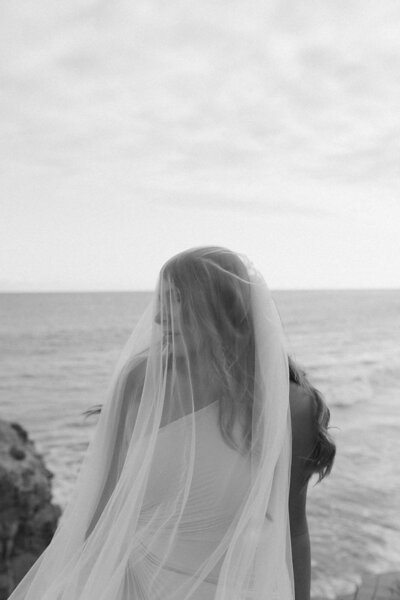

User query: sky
[1,0,399,291]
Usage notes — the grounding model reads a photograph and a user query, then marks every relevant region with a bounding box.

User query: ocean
[1,290,399,598]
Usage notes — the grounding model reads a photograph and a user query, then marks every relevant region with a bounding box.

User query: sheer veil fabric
[9,247,294,600]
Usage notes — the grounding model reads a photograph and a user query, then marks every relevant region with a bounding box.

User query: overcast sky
[1,0,399,291]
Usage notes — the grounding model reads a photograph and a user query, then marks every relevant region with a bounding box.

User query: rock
[312,571,400,600]
[0,419,61,599]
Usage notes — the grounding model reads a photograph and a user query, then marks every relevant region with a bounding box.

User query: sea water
[1,290,399,598]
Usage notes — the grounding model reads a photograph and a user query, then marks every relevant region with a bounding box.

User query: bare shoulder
[289,381,315,420]
[124,357,147,405]
[118,358,148,435]
[287,383,317,534]
[289,382,317,487]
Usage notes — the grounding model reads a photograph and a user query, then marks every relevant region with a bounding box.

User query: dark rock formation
[0,419,61,599]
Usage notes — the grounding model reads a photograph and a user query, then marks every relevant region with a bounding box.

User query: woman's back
[129,399,253,598]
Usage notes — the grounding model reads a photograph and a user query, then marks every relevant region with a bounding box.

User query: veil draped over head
[9,247,294,600]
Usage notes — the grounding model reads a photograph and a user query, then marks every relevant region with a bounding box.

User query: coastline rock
[313,571,400,600]
[0,419,61,599]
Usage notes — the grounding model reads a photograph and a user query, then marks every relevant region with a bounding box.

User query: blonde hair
[162,246,255,453]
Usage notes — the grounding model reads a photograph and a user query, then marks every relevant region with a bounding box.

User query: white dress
[123,400,253,599]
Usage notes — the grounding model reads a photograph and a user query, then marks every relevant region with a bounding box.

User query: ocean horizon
[1,287,399,293]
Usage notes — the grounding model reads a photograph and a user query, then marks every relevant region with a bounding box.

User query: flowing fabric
[9,247,294,600]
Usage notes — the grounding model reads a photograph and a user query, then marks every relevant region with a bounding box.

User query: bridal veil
[9,246,294,600]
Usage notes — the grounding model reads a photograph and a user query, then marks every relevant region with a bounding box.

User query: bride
[9,246,335,600]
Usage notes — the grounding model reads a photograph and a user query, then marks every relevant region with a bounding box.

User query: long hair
[85,246,335,483]
[288,355,336,482]
[161,246,255,455]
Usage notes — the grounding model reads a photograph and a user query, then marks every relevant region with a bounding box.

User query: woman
[9,246,335,600]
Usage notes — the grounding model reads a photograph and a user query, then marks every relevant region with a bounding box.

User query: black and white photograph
[1,2,399,600]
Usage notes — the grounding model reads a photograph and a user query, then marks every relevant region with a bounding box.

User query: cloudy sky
[1,0,399,290]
